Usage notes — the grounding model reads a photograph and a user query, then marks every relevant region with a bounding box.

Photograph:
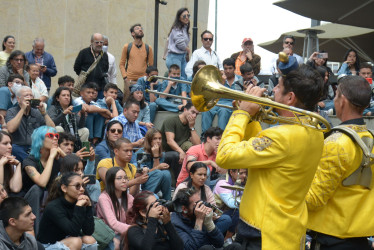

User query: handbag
[72,53,103,96]
[92,216,115,250]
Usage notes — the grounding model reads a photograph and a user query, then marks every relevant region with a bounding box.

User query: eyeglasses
[110,128,123,134]
[45,133,59,139]
[115,176,129,181]
[203,38,213,41]
[94,41,104,44]
[182,14,191,19]
[68,183,86,190]
[13,58,24,62]
[284,41,294,45]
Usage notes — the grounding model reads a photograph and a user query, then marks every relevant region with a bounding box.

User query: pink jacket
[96,191,134,234]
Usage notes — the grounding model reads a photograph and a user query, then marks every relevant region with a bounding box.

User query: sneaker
[223,238,233,247]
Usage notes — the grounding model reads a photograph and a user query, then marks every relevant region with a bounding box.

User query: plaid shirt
[110,114,142,142]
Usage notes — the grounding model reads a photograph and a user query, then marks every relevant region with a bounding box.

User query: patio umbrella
[274,0,374,29]
[258,23,374,62]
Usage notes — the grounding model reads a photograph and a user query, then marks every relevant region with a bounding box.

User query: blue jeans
[85,113,105,139]
[12,144,30,162]
[224,209,240,233]
[149,102,158,122]
[166,52,187,80]
[201,106,233,134]
[86,180,101,202]
[142,170,172,200]
[155,98,180,112]
[214,214,232,235]
[320,100,335,111]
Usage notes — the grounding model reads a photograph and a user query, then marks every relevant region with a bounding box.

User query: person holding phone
[27,63,48,104]
[5,86,55,162]
[307,51,332,73]
[338,49,360,76]
[48,86,89,146]
[97,167,134,250]
[59,154,101,203]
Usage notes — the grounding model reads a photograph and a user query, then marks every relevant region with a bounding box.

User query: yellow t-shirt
[96,158,136,192]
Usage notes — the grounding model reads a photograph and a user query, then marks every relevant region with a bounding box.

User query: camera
[136,153,152,174]
[195,200,223,216]
[156,199,180,213]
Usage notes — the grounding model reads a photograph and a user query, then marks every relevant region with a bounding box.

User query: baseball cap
[242,38,253,44]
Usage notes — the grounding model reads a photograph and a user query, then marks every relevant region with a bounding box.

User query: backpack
[126,42,150,70]
[326,126,374,189]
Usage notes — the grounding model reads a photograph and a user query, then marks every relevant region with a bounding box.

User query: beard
[135,33,144,39]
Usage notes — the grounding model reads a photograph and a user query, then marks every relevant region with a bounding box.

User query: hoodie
[0,221,38,250]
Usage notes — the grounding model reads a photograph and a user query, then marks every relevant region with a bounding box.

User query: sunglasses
[45,133,59,139]
[68,183,86,190]
[284,41,294,45]
[203,38,213,41]
[182,14,191,19]
[110,128,123,134]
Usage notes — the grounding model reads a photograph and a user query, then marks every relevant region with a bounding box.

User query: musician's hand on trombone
[238,85,267,116]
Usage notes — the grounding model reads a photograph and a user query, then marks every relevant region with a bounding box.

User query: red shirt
[176,143,217,187]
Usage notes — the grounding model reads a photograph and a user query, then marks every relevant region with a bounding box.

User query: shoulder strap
[126,42,133,70]
[330,125,374,189]
[145,44,149,65]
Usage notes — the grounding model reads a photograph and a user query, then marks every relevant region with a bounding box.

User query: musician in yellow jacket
[306,76,374,250]
[216,63,325,250]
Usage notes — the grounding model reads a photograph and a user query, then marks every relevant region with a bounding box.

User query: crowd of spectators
[0,5,373,250]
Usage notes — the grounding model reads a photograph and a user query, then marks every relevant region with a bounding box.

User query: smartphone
[83,174,96,185]
[81,141,90,160]
[317,53,328,59]
[30,99,40,108]
[72,104,82,113]
[40,65,46,68]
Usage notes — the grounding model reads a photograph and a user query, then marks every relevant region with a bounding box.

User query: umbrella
[258,23,374,62]
[274,0,374,29]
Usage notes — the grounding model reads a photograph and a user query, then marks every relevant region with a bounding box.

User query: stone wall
[1,0,209,92]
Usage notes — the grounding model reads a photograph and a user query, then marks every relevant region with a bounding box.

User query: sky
[207,0,314,74]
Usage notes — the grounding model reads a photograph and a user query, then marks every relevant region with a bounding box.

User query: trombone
[148,65,331,132]
[146,90,234,110]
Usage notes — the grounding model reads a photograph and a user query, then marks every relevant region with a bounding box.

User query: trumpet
[148,65,331,132]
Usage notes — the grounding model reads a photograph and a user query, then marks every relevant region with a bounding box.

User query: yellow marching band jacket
[216,111,374,249]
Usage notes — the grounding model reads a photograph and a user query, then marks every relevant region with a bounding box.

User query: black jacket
[73,47,109,90]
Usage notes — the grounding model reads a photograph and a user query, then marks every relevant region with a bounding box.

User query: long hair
[30,126,57,161]
[168,7,190,36]
[0,131,13,192]
[60,154,82,174]
[105,167,128,221]
[316,66,330,100]
[6,50,26,70]
[51,86,73,106]
[128,94,146,109]
[143,128,162,157]
[2,35,15,51]
[342,48,360,73]
[46,172,80,204]
[105,120,124,157]
[126,190,154,226]
[184,162,207,201]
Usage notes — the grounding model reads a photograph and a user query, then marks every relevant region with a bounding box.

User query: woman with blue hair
[22,125,65,235]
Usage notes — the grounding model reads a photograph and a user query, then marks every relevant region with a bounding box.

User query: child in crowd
[97,83,123,119]
[155,64,185,112]
[73,82,112,145]
[128,84,152,134]
[27,63,49,104]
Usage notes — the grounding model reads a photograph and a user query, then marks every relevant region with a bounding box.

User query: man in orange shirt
[231,38,261,76]
[119,24,154,101]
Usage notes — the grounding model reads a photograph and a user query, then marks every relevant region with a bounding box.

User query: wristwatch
[190,127,195,131]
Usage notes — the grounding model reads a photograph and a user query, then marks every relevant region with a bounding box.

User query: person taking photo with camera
[124,190,183,250]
